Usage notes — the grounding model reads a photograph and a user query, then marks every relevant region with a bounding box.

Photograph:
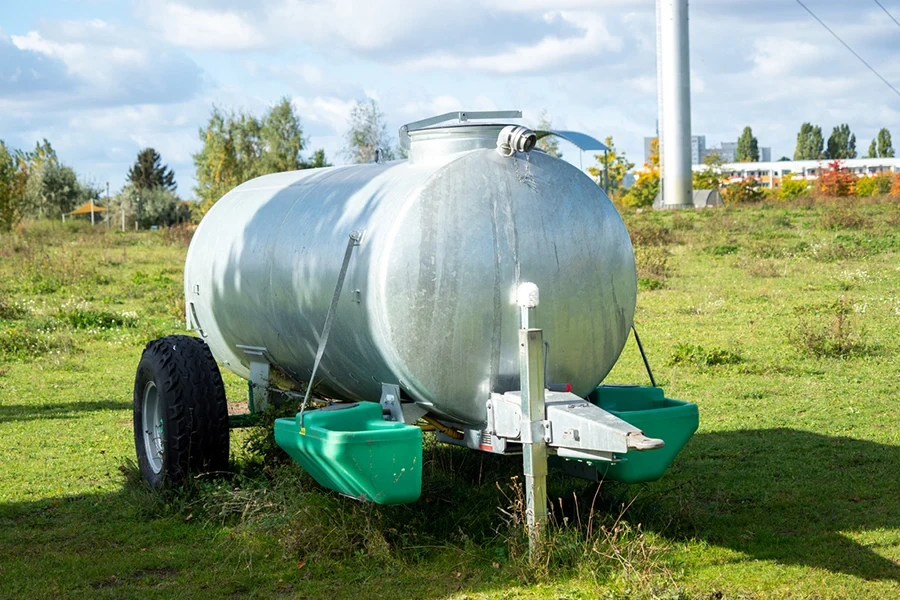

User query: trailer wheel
[133,335,230,489]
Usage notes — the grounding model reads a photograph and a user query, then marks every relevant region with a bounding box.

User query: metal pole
[516,283,547,555]
[106,182,110,230]
[90,200,95,225]
[656,0,665,205]
[604,149,610,194]
[659,0,693,208]
[519,329,547,555]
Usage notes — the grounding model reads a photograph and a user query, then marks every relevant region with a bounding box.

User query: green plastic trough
[587,384,699,484]
[273,402,423,504]
[273,385,697,503]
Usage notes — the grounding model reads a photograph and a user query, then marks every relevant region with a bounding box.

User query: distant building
[691,157,900,188]
[718,142,736,162]
[691,136,706,166]
[701,142,769,163]
[645,135,707,165]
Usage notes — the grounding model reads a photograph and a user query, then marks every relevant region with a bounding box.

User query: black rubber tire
[133,335,230,489]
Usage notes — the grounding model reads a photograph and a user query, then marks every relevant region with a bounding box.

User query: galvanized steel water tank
[184,119,637,426]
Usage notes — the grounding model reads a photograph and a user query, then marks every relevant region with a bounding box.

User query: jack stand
[517,282,547,555]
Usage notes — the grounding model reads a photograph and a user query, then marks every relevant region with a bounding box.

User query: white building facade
[692,157,900,188]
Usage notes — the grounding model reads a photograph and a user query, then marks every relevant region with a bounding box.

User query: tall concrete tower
[658,0,693,208]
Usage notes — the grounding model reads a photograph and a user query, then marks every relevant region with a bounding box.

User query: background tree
[193,98,328,215]
[343,99,395,164]
[535,110,562,158]
[723,178,765,205]
[867,139,878,159]
[736,126,759,162]
[20,140,80,219]
[826,124,856,159]
[794,123,825,160]
[128,148,176,192]
[587,136,634,197]
[304,149,331,169]
[0,141,26,231]
[818,160,855,197]
[692,151,724,190]
[877,128,894,157]
[621,138,659,209]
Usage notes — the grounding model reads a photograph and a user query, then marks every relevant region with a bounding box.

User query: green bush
[58,307,138,329]
[668,343,743,367]
[723,178,765,205]
[778,178,811,200]
[854,174,893,197]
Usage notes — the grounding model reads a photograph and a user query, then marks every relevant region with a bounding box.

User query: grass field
[1,199,898,599]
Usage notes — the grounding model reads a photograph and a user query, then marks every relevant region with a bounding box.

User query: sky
[2,0,899,198]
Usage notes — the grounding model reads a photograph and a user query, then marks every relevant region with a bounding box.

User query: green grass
[1,201,899,599]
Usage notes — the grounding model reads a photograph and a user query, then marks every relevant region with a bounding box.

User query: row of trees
[2,96,403,229]
[725,124,894,164]
[794,123,893,161]
[0,140,103,230]
[193,98,331,215]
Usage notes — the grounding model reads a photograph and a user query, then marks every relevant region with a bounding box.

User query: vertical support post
[90,200,95,225]
[519,328,547,554]
[516,282,547,555]
[106,182,110,230]
[248,361,271,413]
[659,0,693,208]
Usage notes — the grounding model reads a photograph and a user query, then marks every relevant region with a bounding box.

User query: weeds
[635,246,671,290]
[0,326,67,359]
[740,258,783,278]
[705,242,739,256]
[0,294,26,320]
[668,343,742,367]
[499,477,677,594]
[628,221,673,246]
[819,206,870,231]
[789,297,870,358]
[58,306,139,329]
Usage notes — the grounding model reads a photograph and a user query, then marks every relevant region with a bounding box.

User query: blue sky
[2,0,899,198]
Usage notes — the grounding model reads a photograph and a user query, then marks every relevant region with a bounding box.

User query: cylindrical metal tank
[184,122,637,427]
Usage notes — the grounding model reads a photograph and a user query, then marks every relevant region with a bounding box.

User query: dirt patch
[228,400,249,415]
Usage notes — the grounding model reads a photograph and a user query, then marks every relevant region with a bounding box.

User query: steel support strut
[517,282,547,554]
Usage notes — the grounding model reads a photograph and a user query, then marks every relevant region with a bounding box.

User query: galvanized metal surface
[185,122,637,426]
[519,327,548,552]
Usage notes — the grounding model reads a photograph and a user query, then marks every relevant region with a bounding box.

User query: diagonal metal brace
[299,230,364,428]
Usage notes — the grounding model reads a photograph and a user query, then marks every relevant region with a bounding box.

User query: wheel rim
[142,380,164,474]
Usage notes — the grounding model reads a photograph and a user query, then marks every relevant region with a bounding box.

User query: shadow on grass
[639,428,900,582]
[0,483,517,600]
[0,399,131,423]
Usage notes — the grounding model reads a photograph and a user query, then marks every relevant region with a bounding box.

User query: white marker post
[516,282,547,555]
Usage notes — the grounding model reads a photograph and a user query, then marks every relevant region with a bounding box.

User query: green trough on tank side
[588,385,699,484]
[273,402,423,505]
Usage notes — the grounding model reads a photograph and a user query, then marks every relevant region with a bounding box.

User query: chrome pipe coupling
[497,126,537,157]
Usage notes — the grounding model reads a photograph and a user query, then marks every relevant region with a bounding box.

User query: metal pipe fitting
[497,126,537,157]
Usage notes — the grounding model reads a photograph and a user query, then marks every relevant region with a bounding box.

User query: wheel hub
[142,380,164,474]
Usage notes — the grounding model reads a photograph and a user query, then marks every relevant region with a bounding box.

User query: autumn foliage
[817,160,856,197]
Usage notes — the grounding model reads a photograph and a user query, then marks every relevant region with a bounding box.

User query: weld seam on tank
[497,126,537,157]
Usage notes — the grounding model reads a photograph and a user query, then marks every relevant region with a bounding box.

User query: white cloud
[6,20,201,107]
[291,96,357,133]
[402,12,620,74]
[751,38,827,78]
[145,2,264,50]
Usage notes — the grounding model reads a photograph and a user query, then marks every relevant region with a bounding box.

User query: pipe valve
[497,126,537,157]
